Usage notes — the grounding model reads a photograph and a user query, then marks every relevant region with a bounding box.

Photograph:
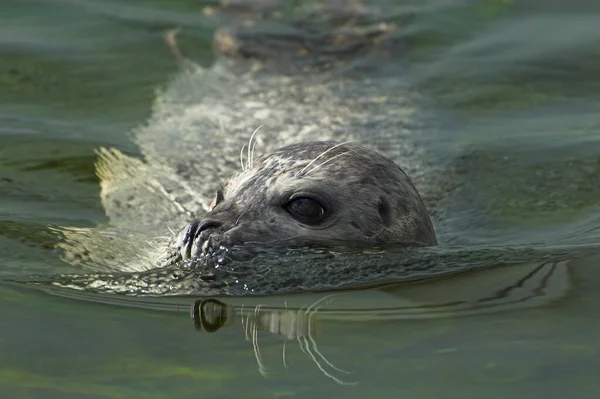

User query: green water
[2,0,600,398]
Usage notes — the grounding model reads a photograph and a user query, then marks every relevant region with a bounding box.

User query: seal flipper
[52,148,207,273]
[95,147,203,231]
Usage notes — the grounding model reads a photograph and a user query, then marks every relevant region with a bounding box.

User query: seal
[163,140,437,266]
[53,3,445,294]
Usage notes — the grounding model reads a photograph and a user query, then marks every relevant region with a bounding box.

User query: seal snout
[181,218,223,260]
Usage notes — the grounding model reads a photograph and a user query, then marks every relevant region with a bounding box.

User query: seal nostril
[181,219,223,260]
[183,219,201,247]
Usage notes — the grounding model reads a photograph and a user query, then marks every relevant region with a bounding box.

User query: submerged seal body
[164,141,436,266]
[54,3,446,293]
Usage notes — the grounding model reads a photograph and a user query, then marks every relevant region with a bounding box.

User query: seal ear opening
[378,197,393,227]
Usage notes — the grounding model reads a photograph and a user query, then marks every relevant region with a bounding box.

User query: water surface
[1,0,600,398]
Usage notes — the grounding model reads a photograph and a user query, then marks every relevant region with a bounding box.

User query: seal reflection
[188,258,572,385]
[191,295,357,385]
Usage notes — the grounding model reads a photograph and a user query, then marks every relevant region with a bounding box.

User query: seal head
[166,141,436,266]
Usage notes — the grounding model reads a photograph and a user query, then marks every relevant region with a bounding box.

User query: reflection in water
[5,246,598,387]
[166,257,571,384]
[2,251,600,394]
[2,0,600,396]
[191,294,357,384]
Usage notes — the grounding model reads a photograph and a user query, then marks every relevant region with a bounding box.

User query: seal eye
[285,197,325,225]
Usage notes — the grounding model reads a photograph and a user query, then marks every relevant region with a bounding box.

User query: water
[1,0,600,397]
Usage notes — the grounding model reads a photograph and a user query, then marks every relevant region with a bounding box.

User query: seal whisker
[300,335,356,385]
[305,295,353,376]
[252,305,269,376]
[235,211,248,226]
[305,150,352,177]
[166,225,176,238]
[240,304,248,339]
[251,140,258,168]
[282,300,289,369]
[241,305,252,341]
[298,295,357,384]
[305,293,338,312]
[248,125,264,169]
[296,304,309,356]
[282,338,288,369]
[239,143,247,171]
[296,141,353,177]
